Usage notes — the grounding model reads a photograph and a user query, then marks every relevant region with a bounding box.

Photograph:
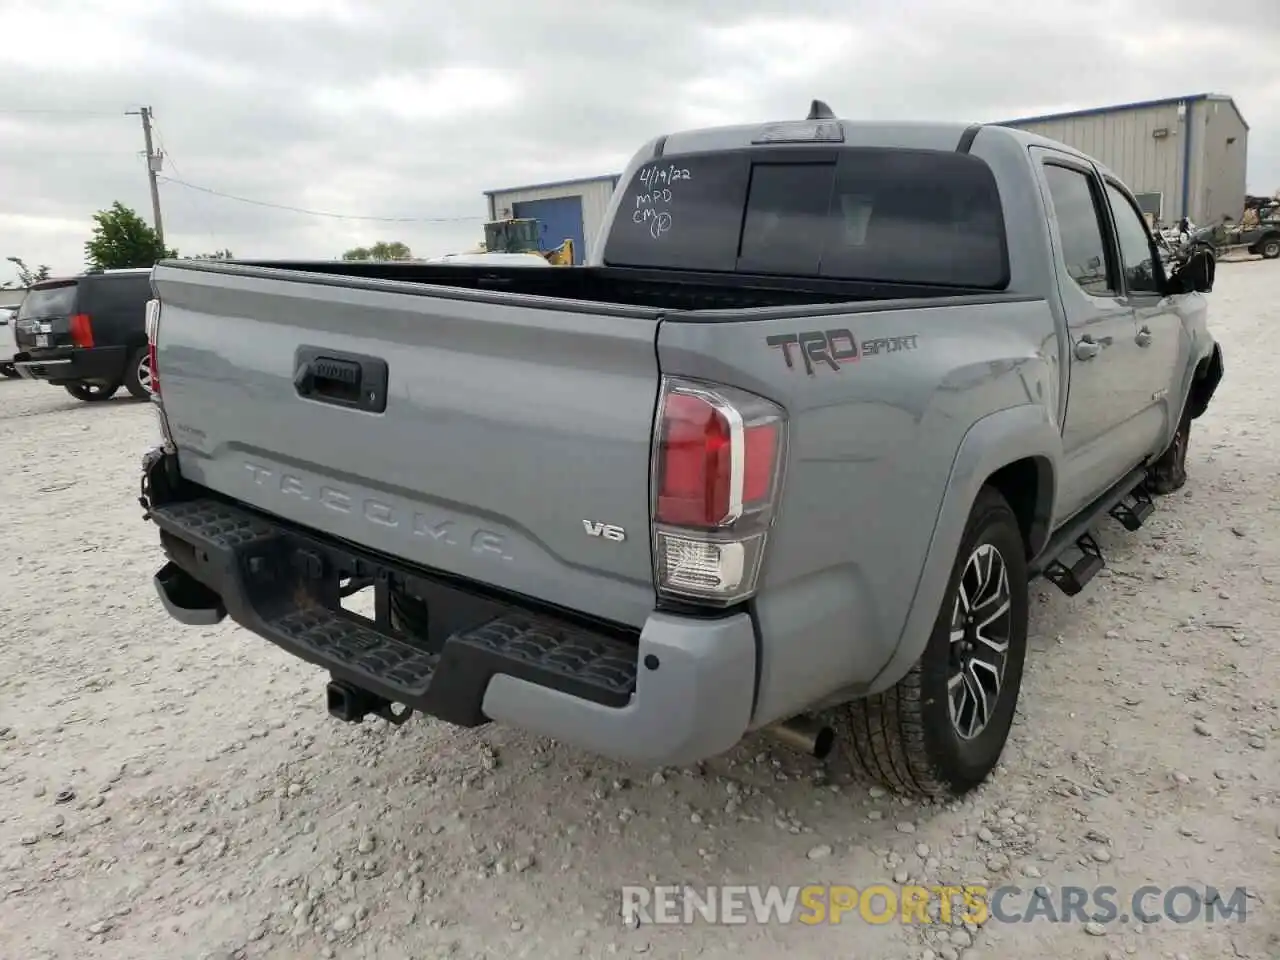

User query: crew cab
[138,103,1222,798]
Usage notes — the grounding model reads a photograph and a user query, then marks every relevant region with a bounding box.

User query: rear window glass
[738,162,835,275]
[604,154,751,273]
[17,284,78,319]
[82,274,153,315]
[603,147,1009,289]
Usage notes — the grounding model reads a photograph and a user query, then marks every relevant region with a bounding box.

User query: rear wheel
[64,381,120,402]
[0,363,18,379]
[838,486,1029,799]
[124,346,153,399]
[1260,236,1280,260]
[1146,409,1191,495]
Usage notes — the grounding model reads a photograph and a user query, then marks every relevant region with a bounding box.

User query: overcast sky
[2,0,1278,278]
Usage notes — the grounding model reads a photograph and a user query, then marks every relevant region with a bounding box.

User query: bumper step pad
[150,497,639,725]
[271,608,440,695]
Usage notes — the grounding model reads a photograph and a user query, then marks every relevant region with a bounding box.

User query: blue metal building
[483,174,621,264]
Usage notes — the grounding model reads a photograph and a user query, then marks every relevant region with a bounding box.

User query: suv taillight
[651,378,787,606]
[69,313,94,348]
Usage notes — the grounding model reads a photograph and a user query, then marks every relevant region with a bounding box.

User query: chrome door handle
[1135,326,1153,347]
[1074,337,1101,361]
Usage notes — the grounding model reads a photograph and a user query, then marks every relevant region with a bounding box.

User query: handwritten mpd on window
[633,164,692,239]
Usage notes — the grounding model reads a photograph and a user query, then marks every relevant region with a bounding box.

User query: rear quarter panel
[658,296,1062,725]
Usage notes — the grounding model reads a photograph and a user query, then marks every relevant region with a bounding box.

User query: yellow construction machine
[464,218,575,265]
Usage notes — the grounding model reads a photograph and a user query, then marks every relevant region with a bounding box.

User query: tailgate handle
[293,346,389,413]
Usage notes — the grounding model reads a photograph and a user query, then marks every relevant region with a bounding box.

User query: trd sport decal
[766,329,858,375]
[767,329,919,375]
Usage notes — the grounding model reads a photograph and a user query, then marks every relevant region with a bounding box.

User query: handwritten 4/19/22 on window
[633,164,692,239]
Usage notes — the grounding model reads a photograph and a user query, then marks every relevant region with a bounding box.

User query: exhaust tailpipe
[763,715,835,760]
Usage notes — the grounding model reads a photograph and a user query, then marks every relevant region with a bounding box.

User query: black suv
[12,268,154,401]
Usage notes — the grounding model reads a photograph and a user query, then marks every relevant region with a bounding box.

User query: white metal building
[999,93,1249,225]
[482,174,621,264]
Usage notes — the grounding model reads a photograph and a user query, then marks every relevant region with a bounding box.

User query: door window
[1042,164,1116,298]
[1105,182,1161,294]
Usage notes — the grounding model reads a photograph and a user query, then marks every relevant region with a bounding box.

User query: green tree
[84,201,177,270]
[5,257,51,287]
[186,249,235,260]
[342,240,412,261]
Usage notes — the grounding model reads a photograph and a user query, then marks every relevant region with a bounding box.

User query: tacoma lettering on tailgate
[242,462,513,561]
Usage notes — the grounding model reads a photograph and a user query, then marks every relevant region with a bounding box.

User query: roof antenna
[807,99,836,120]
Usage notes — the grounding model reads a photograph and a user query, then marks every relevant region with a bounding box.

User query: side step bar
[1030,466,1153,597]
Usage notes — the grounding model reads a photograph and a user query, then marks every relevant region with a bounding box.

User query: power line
[157,176,485,223]
[0,108,124,117]
[10,106,487,225]
[149,120,222,249]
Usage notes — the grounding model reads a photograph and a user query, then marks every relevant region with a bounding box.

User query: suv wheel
[1260,237,1280,260]
[839,486,1029,798]
[125,346,153,399]
[65,381,121,402]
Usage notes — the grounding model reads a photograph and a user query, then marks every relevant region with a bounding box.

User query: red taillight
[656,393,732,527]
[651,379,787,605]
[742,422,778,504]
[148,340,159,395]
[144,298,174,447]
[144,299,161,397]
[69,313,94,348]
[656,392,780,529]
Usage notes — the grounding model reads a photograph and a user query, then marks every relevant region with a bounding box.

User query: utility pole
[126,106,165,246]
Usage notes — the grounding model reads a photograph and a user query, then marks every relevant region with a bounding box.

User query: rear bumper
[14,346,128,384]
[141,449,756,767]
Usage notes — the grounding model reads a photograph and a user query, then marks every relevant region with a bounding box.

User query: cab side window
[1105,182,1161,294]
[1042,164,1116,297]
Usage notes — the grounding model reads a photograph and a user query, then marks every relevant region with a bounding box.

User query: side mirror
[1170,248,1215,294]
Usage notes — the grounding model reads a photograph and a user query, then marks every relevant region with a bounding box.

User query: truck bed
[149,256,1035,636]
[182,258,1019,314]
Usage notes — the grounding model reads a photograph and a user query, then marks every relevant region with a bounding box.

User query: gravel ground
[1,260,1277,960]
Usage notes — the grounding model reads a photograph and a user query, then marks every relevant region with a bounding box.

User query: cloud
[1,0,1276,276]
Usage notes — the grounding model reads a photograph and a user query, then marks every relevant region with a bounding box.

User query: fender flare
[866,403,1061,694]
[1185,342,1223,422]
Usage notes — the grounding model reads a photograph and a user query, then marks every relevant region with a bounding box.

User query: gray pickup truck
[138,102,1222,799]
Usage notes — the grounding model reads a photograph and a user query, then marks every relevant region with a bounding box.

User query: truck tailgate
[151,264,662,628]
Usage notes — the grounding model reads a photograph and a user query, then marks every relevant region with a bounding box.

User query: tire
[1260,236,1280,260]
[0,363,18,379]
[1146,409,1191,495]
[64,381,120,402]
[838,486,1029,799]
[124,346,153,399]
